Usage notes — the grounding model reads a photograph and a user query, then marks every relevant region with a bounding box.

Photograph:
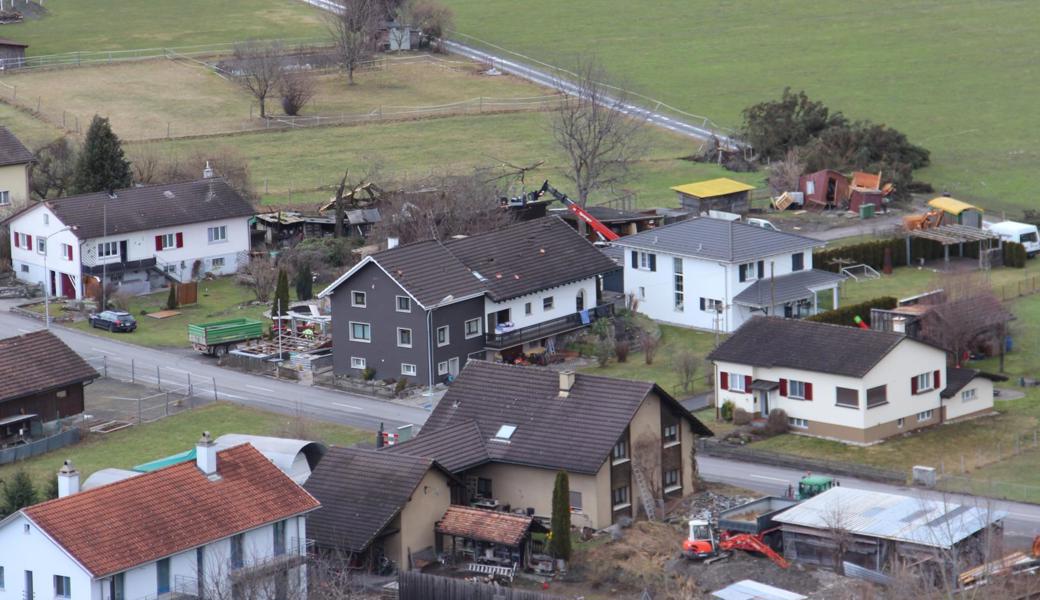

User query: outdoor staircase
[631,467,657,521]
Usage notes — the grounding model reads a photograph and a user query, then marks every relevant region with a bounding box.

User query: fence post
[213,377,218,401]
[156,365,161,391]
[188,372,193,397]
[131,358,135,384]
[165,392,170,417]
[103,355,108,378]
[138,397,142,424]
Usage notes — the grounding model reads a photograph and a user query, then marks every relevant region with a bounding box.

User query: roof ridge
[48,177,230,204]
[467,359,657,388]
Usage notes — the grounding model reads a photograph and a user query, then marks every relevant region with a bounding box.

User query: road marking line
[246,385,274,392]
[749,474,789,483]
[333,402,362,411]
[218,392,246,400]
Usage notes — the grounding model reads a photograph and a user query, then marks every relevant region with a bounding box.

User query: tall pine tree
[2,470,37,516]
[273,269,290,316]
[295,264,313,301]
[549,470,572,561]
[71,115,132,194]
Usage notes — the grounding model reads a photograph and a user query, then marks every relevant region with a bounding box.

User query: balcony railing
[485,303,614,350]
[82,257,157,276]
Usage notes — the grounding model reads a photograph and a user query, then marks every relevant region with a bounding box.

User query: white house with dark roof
[708,317,1002,445]
[3,176,254,299]
[611,217,844,333]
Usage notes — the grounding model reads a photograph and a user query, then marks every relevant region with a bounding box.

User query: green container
[859,203,876,219]
[188,318,264,347]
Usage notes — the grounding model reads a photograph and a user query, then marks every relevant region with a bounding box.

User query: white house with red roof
[0,434,319,600]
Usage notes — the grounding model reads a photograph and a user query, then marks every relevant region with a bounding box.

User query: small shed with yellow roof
[671,178,756,215]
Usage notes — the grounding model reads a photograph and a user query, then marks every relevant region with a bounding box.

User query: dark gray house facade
[320,217,620,386]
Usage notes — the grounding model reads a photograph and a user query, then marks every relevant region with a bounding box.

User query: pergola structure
[905,225,999,270]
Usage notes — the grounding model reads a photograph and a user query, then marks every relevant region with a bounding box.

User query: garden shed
[672,178,755,215]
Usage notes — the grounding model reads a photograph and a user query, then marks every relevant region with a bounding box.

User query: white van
[984,220,1040,257]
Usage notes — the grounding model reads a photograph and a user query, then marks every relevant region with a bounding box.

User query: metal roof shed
[905,225,999,270]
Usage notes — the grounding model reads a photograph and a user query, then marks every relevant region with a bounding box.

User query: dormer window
[494,424,517,441]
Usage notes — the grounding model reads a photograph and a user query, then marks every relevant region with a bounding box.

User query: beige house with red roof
[0,434,319,600]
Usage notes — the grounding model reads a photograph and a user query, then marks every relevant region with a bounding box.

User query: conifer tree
[71,115,132,194]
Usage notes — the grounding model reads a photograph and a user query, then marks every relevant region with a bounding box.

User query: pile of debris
[668,489,755,525]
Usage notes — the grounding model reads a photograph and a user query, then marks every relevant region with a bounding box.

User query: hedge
[807,296,898,327]
[814,237,978,273]
[1004,241,1027,268]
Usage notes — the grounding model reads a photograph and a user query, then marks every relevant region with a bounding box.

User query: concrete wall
[714,338,948,444]
[464,463,603,529]
[392,468,452,569]
[0,162,30,222]
[945,377,995,422]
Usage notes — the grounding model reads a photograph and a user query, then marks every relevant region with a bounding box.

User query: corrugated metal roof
[672,178,756,198]
[773,487,1006,549]
[733,269,845,308]
[712,580,806,600]
[928,196,982,215]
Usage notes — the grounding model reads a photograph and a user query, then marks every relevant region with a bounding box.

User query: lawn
[837,258,1040,307]
[3,0,326,56]
[0,402,368,491]
[444,0,1040,215]
[577,324,718,398]
[67,276,284,349]
[0,100,63,148]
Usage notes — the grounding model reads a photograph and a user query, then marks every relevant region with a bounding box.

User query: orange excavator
[682,519,790,568]
[903,208,944,231]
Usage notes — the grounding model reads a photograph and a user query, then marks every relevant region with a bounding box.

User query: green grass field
[444,0,1039,214]
[4,0,326,56]
[0,403,368,491]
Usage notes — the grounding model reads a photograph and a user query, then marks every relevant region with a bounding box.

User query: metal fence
[84,354,219,425]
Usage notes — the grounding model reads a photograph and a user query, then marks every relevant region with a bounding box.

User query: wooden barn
[0,331,98,433]
[672,178,755,215]
[0,38,27,70]
[798,169,849,210]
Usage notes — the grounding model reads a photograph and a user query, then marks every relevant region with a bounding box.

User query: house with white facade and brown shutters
[707,317,1003,445]
[610,217,844,333]
[3,175,254,299]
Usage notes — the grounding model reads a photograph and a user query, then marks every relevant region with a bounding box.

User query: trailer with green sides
[188,318,264,356]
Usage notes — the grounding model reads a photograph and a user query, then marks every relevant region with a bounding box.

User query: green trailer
[188,318,264,356]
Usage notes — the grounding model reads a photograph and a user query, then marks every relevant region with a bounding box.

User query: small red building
[798,169,849,210]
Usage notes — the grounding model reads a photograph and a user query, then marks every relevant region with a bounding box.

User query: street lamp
[43,225,75,330]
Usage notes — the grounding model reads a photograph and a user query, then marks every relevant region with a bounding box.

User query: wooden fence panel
[177,281,198,306]
[398,572,563,600]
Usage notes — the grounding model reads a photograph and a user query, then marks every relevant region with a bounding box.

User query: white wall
[945,377,994,421]
[0,514,94,600]
[8,205,82,298]
[714,339,947,431]
[621,248,814,332]
[484,278,598,330]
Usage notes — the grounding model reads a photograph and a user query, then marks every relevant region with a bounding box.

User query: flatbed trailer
[188,318,265,356]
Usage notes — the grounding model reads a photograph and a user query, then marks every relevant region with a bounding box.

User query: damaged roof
[437,506,543,546]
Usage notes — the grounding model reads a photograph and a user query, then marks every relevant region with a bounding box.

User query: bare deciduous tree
[767,146,806,195]
[672,349,700,395]
[639,328,659,365]
[327,0,382,85]
[239,253,279,302]
[821,499,853,576]
[127,145,256,199]
[233,40,285,118]
[632,432,663,502]
[551,57,650,208]
[411,0,454,50]
[922,272,1010,365]
[31,137,77,199]
[280,72,317,116]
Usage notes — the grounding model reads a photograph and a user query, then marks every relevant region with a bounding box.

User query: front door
[60,273,76,299]
[760,390,770,417]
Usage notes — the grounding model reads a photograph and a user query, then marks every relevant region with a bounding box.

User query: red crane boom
[533,181,620,241]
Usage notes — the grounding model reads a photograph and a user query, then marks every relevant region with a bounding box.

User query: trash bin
[859,203,876,219]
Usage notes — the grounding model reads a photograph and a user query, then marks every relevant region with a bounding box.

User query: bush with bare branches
[239,254,278,302]
[128,145,255,200]
[280,72,316,116]
[233,40,285,118]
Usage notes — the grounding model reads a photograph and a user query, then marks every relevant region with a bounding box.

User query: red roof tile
[24,444,319,577]
[0,330,98,402]
[436,506,535,547]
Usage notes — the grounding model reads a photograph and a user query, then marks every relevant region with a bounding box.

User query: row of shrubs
[806,296,898,327]
[720,400,790,436]
[813,238,1026,271]
[1004,241,1028,268]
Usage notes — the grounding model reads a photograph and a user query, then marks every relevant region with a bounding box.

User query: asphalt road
[0,302,429,432]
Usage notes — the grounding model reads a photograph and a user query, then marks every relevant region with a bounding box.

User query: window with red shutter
[720,372,729,390]
[155,235,163,251]
[744,375,752,391]
[67,244,73,260]
[804,382,813,400]
[911,376,919,395]
[25,235,31,251]
[13,232,19,248]
[933,370,940,390]
[176,232,184,248]
[779,379,788,396]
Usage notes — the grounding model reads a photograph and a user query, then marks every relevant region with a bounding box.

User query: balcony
[82,257,157,276]
[485,303,614,350]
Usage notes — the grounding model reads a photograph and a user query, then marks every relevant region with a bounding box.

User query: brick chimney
[57,459,80,498]
[559,370,576,398]
[196,431,218,476]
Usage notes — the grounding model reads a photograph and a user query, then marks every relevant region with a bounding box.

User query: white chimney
[559,370,576,397]
[892,316,907,334]
[202,161,215,179]
[57,459,80,498]
[387,236,400,249]
[196,431,218,476]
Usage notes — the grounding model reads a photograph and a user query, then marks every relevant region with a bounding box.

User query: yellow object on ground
[671,178,755,198]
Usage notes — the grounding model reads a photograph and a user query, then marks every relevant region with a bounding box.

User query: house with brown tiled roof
[0,330,97,444]
[0,434,319,600]
[0,126,32,224]
[388,361,713,529]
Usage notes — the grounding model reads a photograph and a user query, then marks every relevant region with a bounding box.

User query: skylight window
[494,424,517,440]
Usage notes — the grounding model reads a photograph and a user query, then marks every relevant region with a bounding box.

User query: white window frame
[638,286,646,299]
[740,261,758,282]
[61,243,73,261]
[664,468,681,493]
[637,251,654,270]
[160,233,176,250]
[543,296,554,311]
[524,302,532,316]
[961,388,977,402]
[464,317,482,339]
[917,410,934,422]
[897,417,904,428]
[788,417,809,429]
[788,380,807,400]
[397,327,412,348]
[350,356,366,369]
[97,240,119,258]
[396,296,411,313]
[569,491,583,513]
[207,225,227,243]
[437,325,449,347]
[401,363,417,377]
[54,574,71,599]
[351,291,367,308]
[36,236,46,255]
[437,361,449,375]
[663,423,680,447]
[702,298,722,313]
[728,373,746,393]
[0,190,9,206]
[348,321,371,343]
[915,372,935,392]
[210,257,225,268]
[43,212,48,225]
[612,486,631,510]
[611,439,629,464]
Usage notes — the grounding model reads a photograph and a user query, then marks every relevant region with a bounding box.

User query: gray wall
[330,263,486,385]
